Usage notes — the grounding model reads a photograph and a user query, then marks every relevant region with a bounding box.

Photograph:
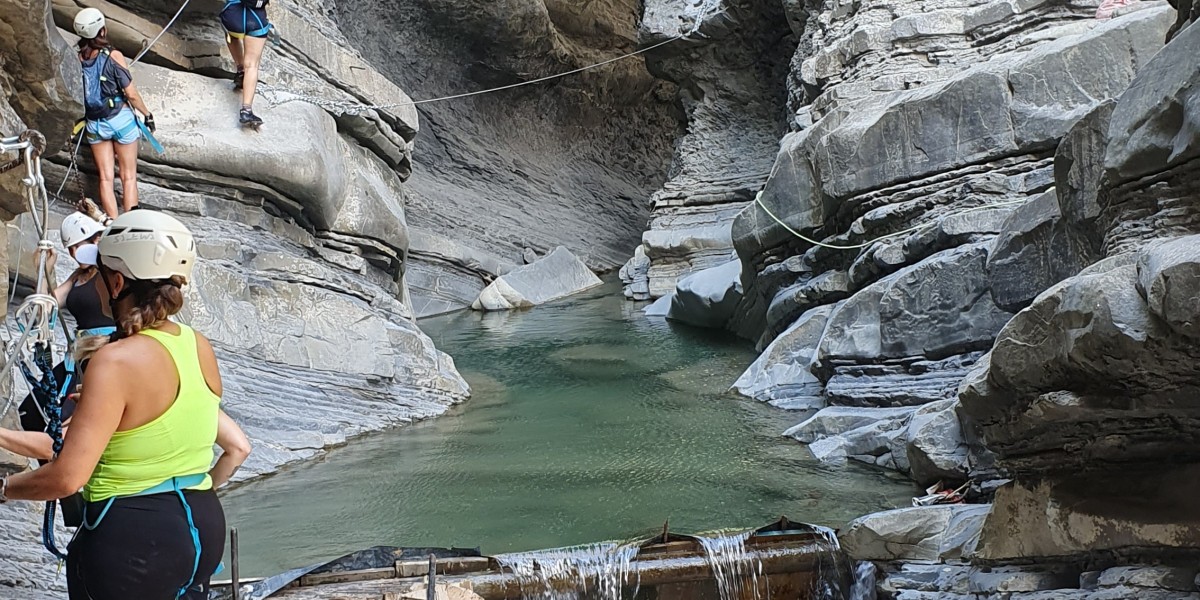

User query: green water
[221,284,914,576]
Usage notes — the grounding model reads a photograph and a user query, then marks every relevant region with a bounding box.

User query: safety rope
[130,0,192,65]
[752,193,1029,251]
[258,35,684,114]
[0,130,69,560]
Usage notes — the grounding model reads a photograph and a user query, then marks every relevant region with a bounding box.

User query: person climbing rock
[0,210,250,600]
[73,8,155,218]
[220,0,272,127]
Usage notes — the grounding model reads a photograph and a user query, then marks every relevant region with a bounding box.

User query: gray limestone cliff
[332,0,682,316]
[646,0,1200,597]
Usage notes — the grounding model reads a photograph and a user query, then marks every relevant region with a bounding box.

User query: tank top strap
[138,324,207,392]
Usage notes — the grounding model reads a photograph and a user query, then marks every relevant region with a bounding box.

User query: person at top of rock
[220,0,272,127]
[0,209,251,600]
[73,8,155,219]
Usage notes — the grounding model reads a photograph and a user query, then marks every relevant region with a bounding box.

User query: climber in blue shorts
[220,0,272,127]
[73,8,155,218]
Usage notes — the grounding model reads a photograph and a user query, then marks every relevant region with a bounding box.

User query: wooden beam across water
[267,539,838,600]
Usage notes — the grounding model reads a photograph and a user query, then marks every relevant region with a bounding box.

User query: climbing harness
[81,473,209,598]
[753,192,1029,251]
[257,34,685,114]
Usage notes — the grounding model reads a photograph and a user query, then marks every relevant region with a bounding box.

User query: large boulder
[1136,235,1200,339]
[818,244,1013,366]
[905,400,970,486]
[1054,101,1116,258]
[973,471,1200,562]
[732,304,834,409]
[666,259,742,328]
[841,504,991,562]
[472,246,602,311]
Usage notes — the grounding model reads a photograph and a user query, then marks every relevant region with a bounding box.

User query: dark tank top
[65,274,115,331]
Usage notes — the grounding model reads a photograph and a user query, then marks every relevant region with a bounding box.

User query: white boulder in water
[472,246,602,311]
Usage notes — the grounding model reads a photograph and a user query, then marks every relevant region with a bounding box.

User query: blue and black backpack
[81,48,126,120]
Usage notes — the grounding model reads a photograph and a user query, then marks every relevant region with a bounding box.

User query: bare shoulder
[108,49,129,66]
[90,335,157,369]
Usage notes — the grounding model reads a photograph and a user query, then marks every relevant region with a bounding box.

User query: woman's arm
[210,410,251,488]
[3,349,126,500]
[109,51,152,117]
[0,428,54,461]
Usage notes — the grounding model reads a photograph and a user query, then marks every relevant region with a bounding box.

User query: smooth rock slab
[472,246,602,311]
[841,504,991,562]
[733,304,834,409]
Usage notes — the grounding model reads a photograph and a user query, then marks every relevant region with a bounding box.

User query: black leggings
[67,489,226,600]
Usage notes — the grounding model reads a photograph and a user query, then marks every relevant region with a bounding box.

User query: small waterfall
[495,542,639,600]
[847,561,877,600]
[696,531,763,600]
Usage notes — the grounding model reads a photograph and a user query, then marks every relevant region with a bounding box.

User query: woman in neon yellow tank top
[1,210,251,599]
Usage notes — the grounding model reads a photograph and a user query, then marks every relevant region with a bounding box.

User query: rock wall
[331,0,682,316]
[1,0,473,594]
[619,0,794,300]
[666,0,1200,596]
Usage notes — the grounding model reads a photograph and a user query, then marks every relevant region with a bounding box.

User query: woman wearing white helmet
[7,212,117,452]
[73,7,155,218]
[0,210,250,599]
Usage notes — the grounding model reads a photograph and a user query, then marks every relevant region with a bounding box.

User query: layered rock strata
[722,3,1172,482]
[621,0,794,300]
[332,0,682,315]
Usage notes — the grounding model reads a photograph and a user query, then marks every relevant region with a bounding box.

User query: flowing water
[697,531,762,600]
[495,542,640,600]
[221,282,913,577]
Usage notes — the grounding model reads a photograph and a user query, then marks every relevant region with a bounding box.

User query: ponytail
[116,276,186,338]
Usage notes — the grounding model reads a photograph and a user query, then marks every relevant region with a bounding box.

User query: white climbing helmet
[97,210,196,281]
[73,8,106,39]
[60,212,106,248]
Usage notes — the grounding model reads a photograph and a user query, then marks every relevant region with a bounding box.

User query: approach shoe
[239,108,263,127]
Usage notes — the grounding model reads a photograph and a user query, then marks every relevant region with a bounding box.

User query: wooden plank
[395,557,491,578]
[300,567,397,587]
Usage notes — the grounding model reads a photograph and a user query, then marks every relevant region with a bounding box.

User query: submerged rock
[472,247,602,311]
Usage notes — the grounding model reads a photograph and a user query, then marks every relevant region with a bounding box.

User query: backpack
[81,48,125,120]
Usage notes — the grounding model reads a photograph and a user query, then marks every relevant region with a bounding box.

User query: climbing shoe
[239,108,263,129]
[233,70,245,91]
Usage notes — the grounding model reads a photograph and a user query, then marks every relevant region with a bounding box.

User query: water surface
[221,284,913,576]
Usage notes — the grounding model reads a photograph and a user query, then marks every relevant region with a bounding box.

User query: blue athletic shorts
[221,3,270,38]
[85,107,140,145]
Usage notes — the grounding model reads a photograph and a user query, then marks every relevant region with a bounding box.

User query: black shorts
[220,3,270,38]
[67,489,226,600]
